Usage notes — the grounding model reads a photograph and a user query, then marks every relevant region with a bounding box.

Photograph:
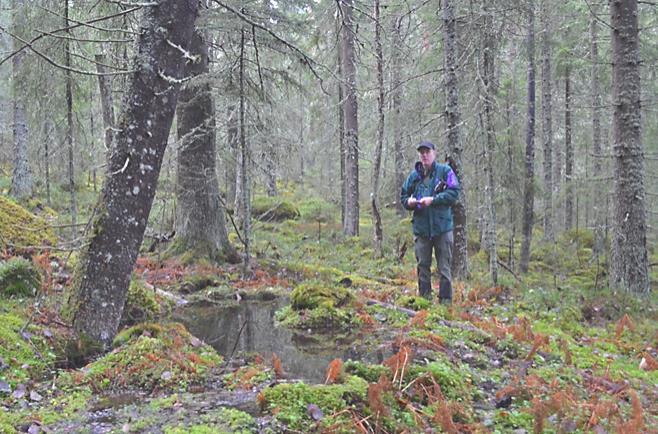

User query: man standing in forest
[401,141,460,303]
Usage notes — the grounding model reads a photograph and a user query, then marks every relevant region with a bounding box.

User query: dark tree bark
[64,0,199,347]
[591,13,605,257]
[540,0,553,241]
[609,0,649,293]
[340,0,359,237]
[371,0,384,257]
[174,31,237,263]
[95,53,115,158]
[391,13,405,215]
[10,0,32,200]
[64,0,77,241]
[520,0,536,274]
[564,65,573,231]
[443,0,468,279]
[481,3,498,284]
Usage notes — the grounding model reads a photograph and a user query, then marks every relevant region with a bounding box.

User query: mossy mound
[120,280,170,326]
[261,375,368,431]
[0,257,42,297]
[290,280,352,310]
[58,323,222,392]
[0,195,56,250]
[0,301,56,386]
[162,407,257,434]
[252,196,300,222]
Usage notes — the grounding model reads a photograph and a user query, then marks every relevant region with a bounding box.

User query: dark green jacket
[400,161,460,238]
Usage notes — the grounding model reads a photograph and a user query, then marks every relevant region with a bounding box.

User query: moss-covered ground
[1,188,656,433]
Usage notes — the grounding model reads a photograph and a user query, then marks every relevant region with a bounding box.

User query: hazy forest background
[0,0,657,432]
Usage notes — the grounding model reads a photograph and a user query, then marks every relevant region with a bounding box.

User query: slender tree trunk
[481,5,498,284]
[64,0,199,347]
[336,11,346,229]
[590,14,605,257]
[609,0,649,293]
[64,0,77,241]
[443,0,468,278]
[505,85,516,270]
[10,0,32,200]
[391,13,405,215]
[371,0,384,257]
[175,31,237,263]
[95,53,115,158]
[226,104,238,205]
[340,0,359,237]
[239,25,251,276]
[564,66,573,231]
[520,0,536,274]
[540,0,553,242]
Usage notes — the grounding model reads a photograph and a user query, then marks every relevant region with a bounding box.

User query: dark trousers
[414,231,453,301]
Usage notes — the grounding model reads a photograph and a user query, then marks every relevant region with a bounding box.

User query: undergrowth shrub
[0,257,42,297]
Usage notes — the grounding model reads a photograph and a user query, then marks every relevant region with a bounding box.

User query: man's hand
[407,197,418,208]
[419,196,433,207]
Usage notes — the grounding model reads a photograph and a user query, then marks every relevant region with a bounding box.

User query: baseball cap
[416,140,435,151]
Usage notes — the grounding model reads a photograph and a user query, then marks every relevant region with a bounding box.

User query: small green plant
[0,257,42,297]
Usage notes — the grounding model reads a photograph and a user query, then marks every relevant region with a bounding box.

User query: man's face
[418,147,436,168]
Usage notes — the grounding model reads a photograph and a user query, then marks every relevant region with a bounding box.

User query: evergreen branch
[211,0,329,95]
[0,6,141,67]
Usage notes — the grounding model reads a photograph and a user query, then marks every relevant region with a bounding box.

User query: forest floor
[0,193,657,433]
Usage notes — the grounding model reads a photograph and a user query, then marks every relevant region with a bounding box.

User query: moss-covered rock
[0,257,42,297]
[163,407,256,434]
[261,375,368,431]
[252,196,300,222]
[57,323,222,392]
[120,279,168,326]
[0,195,56,250]
[290,280,352,310]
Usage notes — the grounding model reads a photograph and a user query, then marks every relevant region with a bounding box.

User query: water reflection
[174,299,387,384]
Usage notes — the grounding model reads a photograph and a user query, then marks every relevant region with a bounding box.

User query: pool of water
[174,298,389,384]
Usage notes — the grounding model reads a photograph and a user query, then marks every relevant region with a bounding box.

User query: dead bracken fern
[325,358,343,384]
[383,345,413,387]
[616,389,645,434]
[615,313,635,341]
[409,310,429,328]
[272,353,284,380]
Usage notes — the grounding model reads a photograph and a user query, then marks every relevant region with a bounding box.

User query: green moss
[344,360,390,383]
[121,279,167,326]
[163,407,256,434]
[396,295,431,311]
[406,358,473,401]
[0,257,42,297]
[58,323,222,392]
[252,196,300,222]
[0,195,56,250]
[0,302,56,386]
[290,280,352,310]
[262,375,368,431]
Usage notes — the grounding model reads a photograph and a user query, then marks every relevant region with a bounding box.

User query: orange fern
[367,374,391,418]
[616,389,645,434]
[272,353,284,380]
[615,314,635,341]
[410,310,429,328]
[639,352,658,371]
[325,358,343,385]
